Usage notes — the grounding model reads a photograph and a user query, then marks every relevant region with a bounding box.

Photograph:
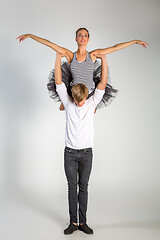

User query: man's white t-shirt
[56,83,105,149]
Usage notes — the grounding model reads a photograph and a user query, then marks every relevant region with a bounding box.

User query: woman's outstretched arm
[16,34,73,59]
[90,40,149,56]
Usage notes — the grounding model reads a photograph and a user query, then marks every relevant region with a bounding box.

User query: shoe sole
[78,228,93,234]
[64,228,78,235]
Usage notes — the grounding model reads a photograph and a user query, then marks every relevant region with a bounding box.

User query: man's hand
[56,52,70,63]
[93,53,106,60]
[56,52,69,58]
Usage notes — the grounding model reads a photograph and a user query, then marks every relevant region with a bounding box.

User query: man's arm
[90,40,149,56]
[55,53,63,85]
[96,54,108,90]
[55,53,69,109]
[92,54,107,109]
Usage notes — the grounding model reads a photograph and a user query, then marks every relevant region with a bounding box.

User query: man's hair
[76,28,90,38]
[71,84,89,103]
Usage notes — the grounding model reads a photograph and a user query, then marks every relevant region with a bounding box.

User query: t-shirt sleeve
[56,82,69,109]
[93,88,105,107]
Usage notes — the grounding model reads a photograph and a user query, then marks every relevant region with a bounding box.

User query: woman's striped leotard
[69,51,95,94]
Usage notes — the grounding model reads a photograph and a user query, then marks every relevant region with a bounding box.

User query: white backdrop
[0,0,160,233]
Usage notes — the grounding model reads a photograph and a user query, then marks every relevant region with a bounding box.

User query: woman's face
[75,30,90,46]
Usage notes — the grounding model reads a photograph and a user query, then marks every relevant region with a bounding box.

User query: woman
[16,28,149,110]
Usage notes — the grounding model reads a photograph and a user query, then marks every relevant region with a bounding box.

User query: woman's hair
[71,84,89,103]
[76,28,90,38]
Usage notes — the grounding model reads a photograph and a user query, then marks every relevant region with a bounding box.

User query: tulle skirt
[47,60,118,109]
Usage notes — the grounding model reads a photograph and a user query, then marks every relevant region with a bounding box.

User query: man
[55,52,108,235]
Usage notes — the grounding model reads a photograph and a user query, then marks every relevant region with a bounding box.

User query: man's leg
[64,147,78,224]
[78,148,93,224]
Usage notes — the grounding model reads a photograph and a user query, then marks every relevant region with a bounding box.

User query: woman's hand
[136,40,149,49]
[16,34,30,43]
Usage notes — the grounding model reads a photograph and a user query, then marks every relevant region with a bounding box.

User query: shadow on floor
[15,189,66,226]
[93,220,160,230]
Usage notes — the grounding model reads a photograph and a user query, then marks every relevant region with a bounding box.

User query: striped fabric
[69,51,95,93]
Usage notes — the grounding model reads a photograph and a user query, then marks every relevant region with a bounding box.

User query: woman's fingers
[143,41,149,45]
[16,34,28,42]
[138,41,149,48]
[16,35,23,42]
[143,41,149,48]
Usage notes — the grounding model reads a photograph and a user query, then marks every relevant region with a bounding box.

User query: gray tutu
[47,60,118,109]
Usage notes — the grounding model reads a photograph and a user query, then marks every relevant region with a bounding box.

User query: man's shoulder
[56,82,66,89]
[94,87,105,93]
[84,96,94,108]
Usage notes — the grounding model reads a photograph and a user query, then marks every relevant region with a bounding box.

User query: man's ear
[75,37,77,42]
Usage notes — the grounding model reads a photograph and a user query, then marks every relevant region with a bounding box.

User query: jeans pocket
[84,148,92,154]
[65,147,73,153]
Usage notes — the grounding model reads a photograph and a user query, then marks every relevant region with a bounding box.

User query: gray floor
[0,189,160,240]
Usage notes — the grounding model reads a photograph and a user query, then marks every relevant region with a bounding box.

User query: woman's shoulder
[67,51,74,65]
[88,51,97,63]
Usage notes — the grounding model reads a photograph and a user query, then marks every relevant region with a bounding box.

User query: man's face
[74,98,87,107]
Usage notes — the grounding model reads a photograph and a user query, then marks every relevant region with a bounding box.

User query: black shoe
[78,223,93,234]
[64,223,78,235]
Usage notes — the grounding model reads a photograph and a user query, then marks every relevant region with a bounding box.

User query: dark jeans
[64,146,93,224]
